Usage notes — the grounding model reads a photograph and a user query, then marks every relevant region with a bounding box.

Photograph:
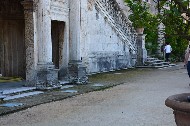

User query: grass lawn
[0,77,22,83]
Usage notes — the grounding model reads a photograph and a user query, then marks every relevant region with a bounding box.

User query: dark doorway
[51,21,65,69]
[0,0,25,78]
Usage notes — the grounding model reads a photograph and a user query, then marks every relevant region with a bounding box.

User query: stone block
[36,66,59,89]
[68,60,88,84]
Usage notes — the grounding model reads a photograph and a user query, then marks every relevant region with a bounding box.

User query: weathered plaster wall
[50,0,69,21]
[80,0,135,74]
[34,0,69,78]
[50,0,70,77]
[32,0,136,82]
[116,0,130,17]
[35,0,69,62]
[149,0,158,14]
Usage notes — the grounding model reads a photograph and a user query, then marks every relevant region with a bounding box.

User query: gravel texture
[0,63,189,126]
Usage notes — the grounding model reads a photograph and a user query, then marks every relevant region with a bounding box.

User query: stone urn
[136,28,144,34]
[165,93,190,126]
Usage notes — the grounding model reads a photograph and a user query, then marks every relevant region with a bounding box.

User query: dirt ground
[0,63,190,126]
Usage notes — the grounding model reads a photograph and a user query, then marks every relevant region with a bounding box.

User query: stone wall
[50,0,70,78]
[116,0,130,17]
[23,0,139,85]
[29,0,70,86]
[79,0,137,74]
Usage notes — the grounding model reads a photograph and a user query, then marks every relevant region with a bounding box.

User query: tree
[125,0,190,61]
[125,0,152,28]
[159,0,189,61]
[125,0,160,55]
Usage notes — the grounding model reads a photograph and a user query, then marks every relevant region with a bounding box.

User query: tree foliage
[125,0,152,28]
[160,0,189,61]
[125,0,190,61]
[125,0,160,55]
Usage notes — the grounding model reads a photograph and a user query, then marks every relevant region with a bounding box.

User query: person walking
[164,42,172,62]
[184,43,190,79]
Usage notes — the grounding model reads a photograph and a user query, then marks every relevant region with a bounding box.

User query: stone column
[68,0,88,84]
[69,0,81,61]
[35,0,59,89]
[37,0,52,65]
[136,34,147,66]
[21,0,36,86]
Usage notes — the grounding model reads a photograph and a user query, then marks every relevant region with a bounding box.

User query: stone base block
[36,66,59,89]
[68,60,88,84]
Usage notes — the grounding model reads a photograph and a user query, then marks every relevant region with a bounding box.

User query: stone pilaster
[157,23,165,57]
[136,34,147,66]
[21,0,36,86]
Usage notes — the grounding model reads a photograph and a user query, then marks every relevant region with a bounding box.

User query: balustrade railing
[95,0,137,51]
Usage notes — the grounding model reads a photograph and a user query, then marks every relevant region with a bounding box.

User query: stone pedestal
[36,64,59,90]
[68,60,88,84]
[136,34,147,66]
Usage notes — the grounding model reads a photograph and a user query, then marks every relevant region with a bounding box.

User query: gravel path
[0,64,190,126]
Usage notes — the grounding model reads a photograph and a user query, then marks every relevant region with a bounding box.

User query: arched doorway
[0,0,26,78]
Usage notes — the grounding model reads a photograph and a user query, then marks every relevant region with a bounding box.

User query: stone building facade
[0,0,139,87]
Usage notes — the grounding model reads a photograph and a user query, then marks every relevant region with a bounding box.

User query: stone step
[162,64,169,67]
[144,61,154,66]
[146,58,158,61]
[143,56,178,68]
[0,95,6,101]
[154,65,164,68]
[3,91,43,101]
[136,66,159,68]
[59,81,70,85]
[169,64,177,66]
[2,87,36,95]
[162,62,170,65]
[152,62,163,66]
[154,60,164,63]
[0,87,44,101]
[61,85,74,89]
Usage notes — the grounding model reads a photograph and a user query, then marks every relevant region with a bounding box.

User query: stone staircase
[95,0,137,52]
[0,80,72,102]
[138,57,176,68]
[0,87,43,102]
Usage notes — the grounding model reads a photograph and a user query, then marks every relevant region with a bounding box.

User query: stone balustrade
[95,0,137,51]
